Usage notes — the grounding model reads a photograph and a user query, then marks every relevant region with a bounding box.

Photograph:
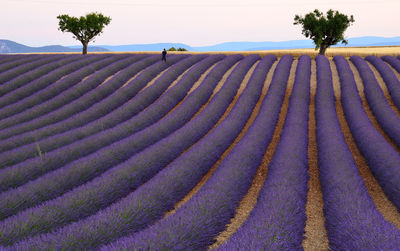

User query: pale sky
[1,0,399,47]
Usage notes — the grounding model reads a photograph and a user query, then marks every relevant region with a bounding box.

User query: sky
[1,0,399,47]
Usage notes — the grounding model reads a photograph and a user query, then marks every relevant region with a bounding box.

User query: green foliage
[168,47,187,51]
[35,141,42,159]
[294,9,355,55]
[57,12,111,54]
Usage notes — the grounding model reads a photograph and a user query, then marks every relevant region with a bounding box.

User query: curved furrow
[350,56,400,149]
[0,55,51,85]
[367,58,400,118]
[0,55,185,153]
[208,59,289,250]
[0,55,138,138]
[0,55,242,246]
[0,55,42,78]
[0,55,171,165]
[0,55,27,68]
[331,60,400,230]
[0,55,26,65]
[366,56,400,110]
[1,53,398,249]
[316,55,400,250]
[162,59,265,220]
[334,55,400,211]
[382,56,400,74]
[0,55,79,97]
[211,55,307,251]
[0,55,125,131]
[365,59,400,118]
[0,54,112,120]
[0,55,241,227]
[0,55,92,108]
[9,55,262,250]
[302,58,329,250]
[349,61,400,155]
[0,55,200,188]
[102,55,293,250]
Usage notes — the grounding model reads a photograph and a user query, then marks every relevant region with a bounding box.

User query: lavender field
[0,53,400,250]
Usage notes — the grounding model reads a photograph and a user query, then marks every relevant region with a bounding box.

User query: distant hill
[1,36,399,53]
[90,43,194,52]
[0,40,108,53]
[94,36,400,52]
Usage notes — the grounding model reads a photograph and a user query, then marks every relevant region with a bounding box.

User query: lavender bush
[316,55,400,250]
[0,55,241,231]
[381,56,400,74]
[350,56,400,148]
[0,54,26,67]
[0,54,190,166]
[334,55,400,210]
[0,54,135,135]
[102,55,292,251]
[0,54,79,97]
[0,55,197,188]
[9,54,262,249]
[0,55,43,80]
[0,54,185,152]
[366,56,400,110]
[217,55,308,251]
[0,54,111,120]
[0,55,123,131]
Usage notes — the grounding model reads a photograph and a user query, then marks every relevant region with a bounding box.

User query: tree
[168,47,187,51]
[294,9,354,55]
[57,12,111,55]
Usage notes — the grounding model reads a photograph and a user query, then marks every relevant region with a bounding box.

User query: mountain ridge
[1,36,399,53]
[95,36,400,51]
[0,39,108,53]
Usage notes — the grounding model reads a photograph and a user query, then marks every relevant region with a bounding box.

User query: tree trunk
[82,42,88,55]
[319,44,328,55]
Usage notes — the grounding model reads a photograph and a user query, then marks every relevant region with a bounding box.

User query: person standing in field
[162,48,167,62]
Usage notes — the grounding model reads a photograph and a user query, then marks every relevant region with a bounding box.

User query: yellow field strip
[10,46,400,58]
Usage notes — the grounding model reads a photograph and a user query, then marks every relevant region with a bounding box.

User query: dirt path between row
[210,59,297,249]
[386,61,400,80]
[302,59,329,251]
[164,60,259,218]
[349,62,400,153]
[207,60,278,249]
[366,61,400,117]
[330,60,400,229]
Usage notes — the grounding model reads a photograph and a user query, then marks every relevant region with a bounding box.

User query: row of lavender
[0,54,243,245]
[218,54,310,250]
[336,55,400,210]
[0,55,229,217]
[10,54,263,249]
[317,55,400,250]
[0,55,191,170]
[0,55,183,155]
[0,54,400,249]
[0,55,145,136]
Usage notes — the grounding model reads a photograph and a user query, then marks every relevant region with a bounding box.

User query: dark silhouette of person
[162,48,167,62]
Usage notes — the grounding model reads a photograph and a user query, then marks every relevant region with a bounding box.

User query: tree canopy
[57,12,111,55]
[168,47,187,51]
[294,9,355,55]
